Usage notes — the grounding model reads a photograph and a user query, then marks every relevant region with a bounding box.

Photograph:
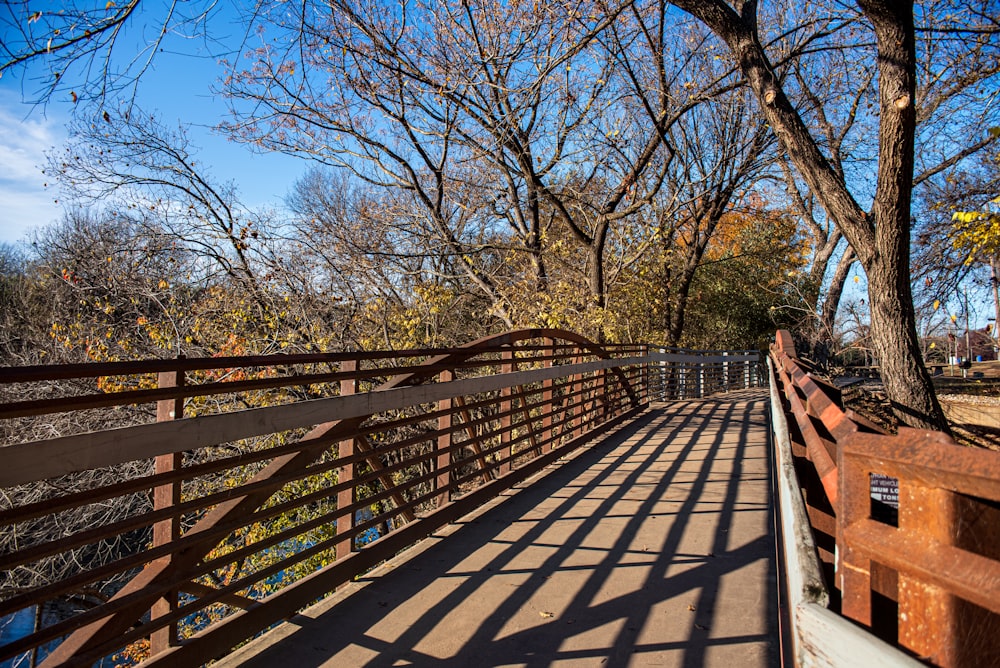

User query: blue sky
[0,7,306,246]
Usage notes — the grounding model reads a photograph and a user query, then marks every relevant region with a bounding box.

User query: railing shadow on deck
[218,394,776,668]
[0,329,762,667]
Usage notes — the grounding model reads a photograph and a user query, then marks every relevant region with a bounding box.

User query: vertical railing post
[598,358,608,422]
[678,358,686,400]
[723,351,730,391]
[657,348,663,400]
[336,360,358,560]
[542,338,554,453]
[436,369,453,507]
[897,484,959,665]
[151,365,184,655]
[639,344,648,405]
[571,347,583,439]
[660,347,668,400]
[499,349,513,475]
[838,451,873,629]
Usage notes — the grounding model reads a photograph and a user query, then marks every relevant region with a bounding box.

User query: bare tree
[665,0,982,430]
[50,110,268,298]
[0,0,219,105]
[775,1,999,343]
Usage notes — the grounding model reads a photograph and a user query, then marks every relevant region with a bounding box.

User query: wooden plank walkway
[218,389,777,667]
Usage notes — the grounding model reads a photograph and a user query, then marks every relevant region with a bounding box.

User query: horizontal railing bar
[842,431,1000,502]
[1,356,646,487]
[0,351,612,419]
[0,340,631,384]
[646,352,757,364]
[844,519,1000,615]
[0,387,586,614]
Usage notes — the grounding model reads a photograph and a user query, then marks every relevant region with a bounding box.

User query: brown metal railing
[769,330,1000,667]
[0,329,667,667]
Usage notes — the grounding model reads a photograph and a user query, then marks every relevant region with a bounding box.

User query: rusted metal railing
[0,329,760,667]
[769,330,1000,667]
[647,347,762,400]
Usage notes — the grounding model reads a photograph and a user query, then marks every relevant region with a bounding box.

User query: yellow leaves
[950,205,1000,265]
[933,299,940,311]
[952,211,985,224]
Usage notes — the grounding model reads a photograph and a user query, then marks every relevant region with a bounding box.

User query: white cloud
[0,91,66,245]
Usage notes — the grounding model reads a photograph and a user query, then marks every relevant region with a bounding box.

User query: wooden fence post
[151,366,184,655]
[336,360,358,560]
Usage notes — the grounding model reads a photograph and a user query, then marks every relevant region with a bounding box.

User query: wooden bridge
[0,329,997,667]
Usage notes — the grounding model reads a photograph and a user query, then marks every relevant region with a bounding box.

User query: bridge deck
[218,389,777,668]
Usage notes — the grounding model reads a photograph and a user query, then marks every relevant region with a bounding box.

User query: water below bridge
[218,389,777,668]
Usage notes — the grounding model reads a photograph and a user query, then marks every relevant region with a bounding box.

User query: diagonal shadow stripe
[218,392,776,668]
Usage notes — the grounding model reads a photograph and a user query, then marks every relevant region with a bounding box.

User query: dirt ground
[838,363,1000,452]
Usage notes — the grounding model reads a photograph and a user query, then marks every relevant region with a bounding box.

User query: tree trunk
[589,220,609,309]
[665,262,699,346]
[859,0,947,432]
[820,245,854,338]
[806,231,840,311]
[670,0,949,431]
[867,250,944,429]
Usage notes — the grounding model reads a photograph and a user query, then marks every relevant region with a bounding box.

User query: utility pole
[992,258,1000,360]
[965,288,972,365]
